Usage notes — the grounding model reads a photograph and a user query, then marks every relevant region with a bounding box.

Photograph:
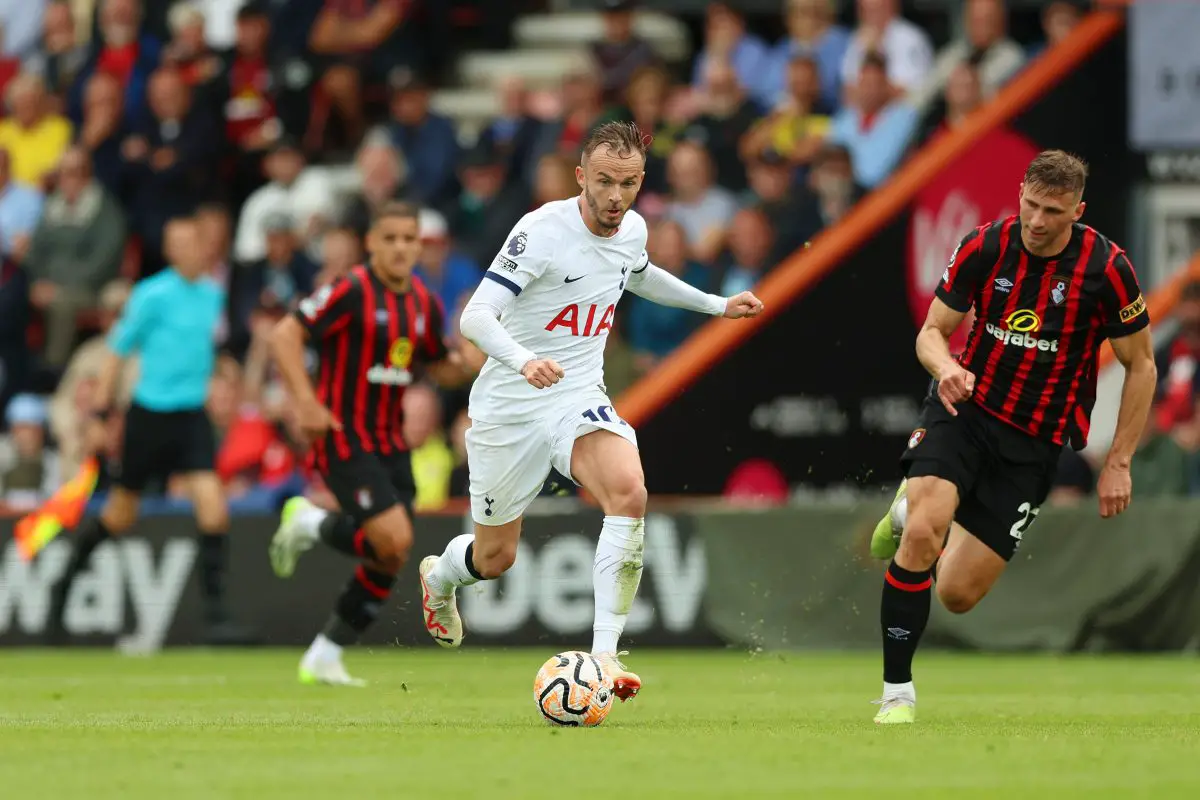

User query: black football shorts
[899,391,1062,561]
[114,404,216,492]
[322,449,416,525]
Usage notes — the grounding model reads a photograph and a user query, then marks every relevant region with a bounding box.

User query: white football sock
[425,534,481,598]
[592,516,645,654]
[893,495,908,530]
[295,502,328,542]
[302,633,342,666]
[883,680,916,701]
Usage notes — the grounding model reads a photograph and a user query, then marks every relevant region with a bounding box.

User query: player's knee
[603,473,647,518]
[937,583,982,615]
[371,526,413,575]
[474,539,517,579]
[899,511,946,566]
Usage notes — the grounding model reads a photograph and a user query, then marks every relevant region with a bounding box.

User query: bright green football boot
[270,496,318,578]
[298,662,366,687]
[873,697,916,724]
[870,480,907,560]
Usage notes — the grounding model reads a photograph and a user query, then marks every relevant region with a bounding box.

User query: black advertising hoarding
[0,513,717,649]
[635,33,1131,495]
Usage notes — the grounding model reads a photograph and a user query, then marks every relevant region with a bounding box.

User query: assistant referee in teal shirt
[48,217,255,645]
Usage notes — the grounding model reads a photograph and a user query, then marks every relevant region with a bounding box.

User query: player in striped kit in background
[266,201,471,686]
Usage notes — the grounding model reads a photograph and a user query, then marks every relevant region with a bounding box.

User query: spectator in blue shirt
[387,74,461,207]
[692,2,773,109]
[0,148,44,263]
[828,52,918,189]
[47,216,256,647]
[414,208,481,330]
[765,0,851,114]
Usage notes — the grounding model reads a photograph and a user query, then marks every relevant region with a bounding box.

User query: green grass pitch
[1,649,1198,798]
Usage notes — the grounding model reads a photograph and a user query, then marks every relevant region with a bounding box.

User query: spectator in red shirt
[161,2,224,111]
[221,4,279,151]
[216,320,303,500]
[1155,281,1200,434]
[220,3,282,206]
[68,0,162,127]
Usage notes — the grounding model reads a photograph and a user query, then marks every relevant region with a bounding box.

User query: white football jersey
[468,198,648,423]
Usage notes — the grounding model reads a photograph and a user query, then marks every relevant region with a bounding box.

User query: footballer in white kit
[417,122,763,700]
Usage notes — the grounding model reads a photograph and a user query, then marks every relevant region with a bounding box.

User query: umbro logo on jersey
[994,277,1014,292]
[564,275,585,284]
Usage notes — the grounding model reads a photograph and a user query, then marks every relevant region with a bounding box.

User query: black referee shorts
[899,394,1061,561]
[114,404,216,492]
[322,449,416,526]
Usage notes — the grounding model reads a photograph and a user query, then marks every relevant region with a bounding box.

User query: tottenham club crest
[908,428,925,449]
[506,231,527,257]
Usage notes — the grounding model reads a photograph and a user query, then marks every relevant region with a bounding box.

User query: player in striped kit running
[870,150,1158,723]
[267,202,470,685]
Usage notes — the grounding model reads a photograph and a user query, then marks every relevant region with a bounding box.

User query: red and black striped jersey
[294,264,448,471]
[936,216,1150,449]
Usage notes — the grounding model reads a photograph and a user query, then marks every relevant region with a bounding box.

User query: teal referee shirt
[108,267,223,411]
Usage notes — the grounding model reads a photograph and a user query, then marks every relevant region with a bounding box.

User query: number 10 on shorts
[581,405,628,426]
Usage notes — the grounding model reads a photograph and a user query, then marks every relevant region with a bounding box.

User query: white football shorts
[466,388,638,526]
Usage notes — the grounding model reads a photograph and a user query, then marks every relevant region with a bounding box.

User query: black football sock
[465,541,485,581]
[196,531,230,624]
[318,513,379,561]
[321,566,396,646]
[880,561,932,684]
[57,518,112,589]
[49,518,113,629]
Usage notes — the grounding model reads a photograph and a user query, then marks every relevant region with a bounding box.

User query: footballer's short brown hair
[371,201,419,227]
[1024,149,1088,196]
[581,121,649,161]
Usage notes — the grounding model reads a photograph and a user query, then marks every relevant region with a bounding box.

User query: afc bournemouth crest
[1049,274,1071,306]
[907,428,926,449]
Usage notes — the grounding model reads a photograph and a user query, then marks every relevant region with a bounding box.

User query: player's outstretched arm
[625,260,732,316]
